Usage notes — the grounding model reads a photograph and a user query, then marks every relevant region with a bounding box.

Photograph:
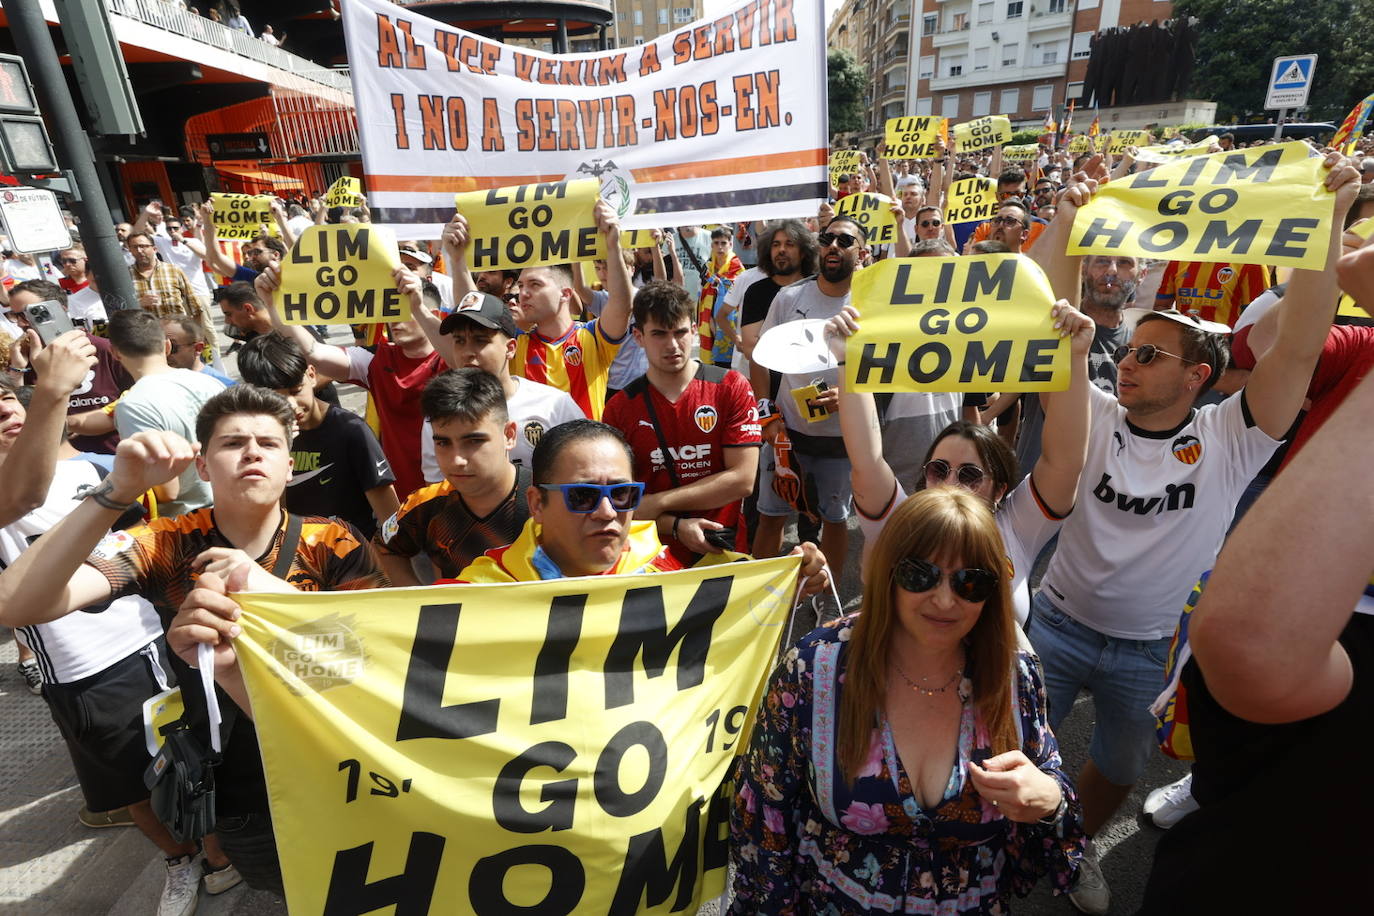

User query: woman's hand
[966,751,1063,822]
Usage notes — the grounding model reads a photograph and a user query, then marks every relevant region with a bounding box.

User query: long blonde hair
[838,488,1019,783]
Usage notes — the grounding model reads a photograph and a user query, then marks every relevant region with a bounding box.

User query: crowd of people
[0,129,1372,916]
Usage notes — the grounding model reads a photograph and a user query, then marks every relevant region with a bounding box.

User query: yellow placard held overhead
[1003,144,1039,161]
[1337,216,1374,317]
[1068,134,1095,153]
[946,177,998,224]
[619,228,658,250]
[233,557,801,916]
[952,115,1011,151]
[1132,139,1220,163]
[209,193,271,241]
[834,192,897,245]
[829,149,862,184]
[454,178,605,271]
[1106,130,1151,154]
[324,176,363,208]
[278,225,406,325]
[1066,141,1334,270]
[884,117,947,159]
[845,254,1068,393]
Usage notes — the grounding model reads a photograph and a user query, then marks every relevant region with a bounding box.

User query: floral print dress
[730,617,1083,914]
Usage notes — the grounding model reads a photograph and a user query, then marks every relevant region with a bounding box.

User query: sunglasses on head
[924,458,986,491]
[817,231,860,250]
[1112,344,1196,366]
[894,557,999,602]
[538,482,644,513]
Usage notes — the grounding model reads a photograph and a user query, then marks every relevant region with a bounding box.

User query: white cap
[1123,307,1232,336]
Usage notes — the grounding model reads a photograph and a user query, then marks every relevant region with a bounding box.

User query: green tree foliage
[828,48,867,136]
[1176,0,1374,121]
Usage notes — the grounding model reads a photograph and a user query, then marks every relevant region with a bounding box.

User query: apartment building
[613,0,705,47]
[827,0,913,146]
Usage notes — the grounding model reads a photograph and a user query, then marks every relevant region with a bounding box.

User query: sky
[700,0,842,29]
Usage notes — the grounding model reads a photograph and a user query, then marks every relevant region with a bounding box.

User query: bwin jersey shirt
[1038,386,1280,640]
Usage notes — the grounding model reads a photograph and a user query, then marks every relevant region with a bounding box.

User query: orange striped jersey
[514,319,623,420]
[86,509,386,622]
[374,467,533,580]
[1156,261,1273,327]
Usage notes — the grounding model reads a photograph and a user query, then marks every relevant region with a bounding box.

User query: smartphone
[24,301,75,345]
[704,526,738,551]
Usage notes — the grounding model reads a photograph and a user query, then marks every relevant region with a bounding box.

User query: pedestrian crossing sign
[1265,54,1317,110]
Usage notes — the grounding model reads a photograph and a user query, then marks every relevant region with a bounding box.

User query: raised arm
[440,211,479,304]
[593,200,631,340]
[399,265,455,367]
[196,202,239,278]
[268,198,296,251]
[1030,161,1101,306]
[825,306,897,516]
[257,265,352,380]
[1029,302,1094,516]
[1244,150,1361,439]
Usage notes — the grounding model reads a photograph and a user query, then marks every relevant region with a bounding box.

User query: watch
[1037,791,1069,826]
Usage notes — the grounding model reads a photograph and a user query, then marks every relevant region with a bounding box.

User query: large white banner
[341,0,828,237]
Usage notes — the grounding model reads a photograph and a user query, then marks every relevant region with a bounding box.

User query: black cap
[440,290,519,338]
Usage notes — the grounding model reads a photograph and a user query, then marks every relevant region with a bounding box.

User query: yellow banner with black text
[845,254,1069,392]
[1066,141,1334,270]
[455,178,606,271]
[234,557,801,915]
[278,225,406,325]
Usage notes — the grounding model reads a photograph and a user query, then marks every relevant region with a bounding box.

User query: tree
[1175,0,1373,122]
[828,48,866,137]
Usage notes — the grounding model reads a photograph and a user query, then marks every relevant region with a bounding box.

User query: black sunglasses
[538,482,644,513]
[57,257,84,264]
[920,219,942,227]
[1112,344,1196,366]
[894,557,999,603]
[923,458,987,490]
[817,231,859,250]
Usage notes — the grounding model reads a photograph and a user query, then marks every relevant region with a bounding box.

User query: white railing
[103,0,351,93]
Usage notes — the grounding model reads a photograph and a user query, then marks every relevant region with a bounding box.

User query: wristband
[757,398,776,420]
[1037,791,1069,826]
[671,516,682,540]
[78,481,143,515]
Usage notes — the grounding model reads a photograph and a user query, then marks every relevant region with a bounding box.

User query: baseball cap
[440,290,519,338]
[398,246,433,264]
[1123,307,1232,336]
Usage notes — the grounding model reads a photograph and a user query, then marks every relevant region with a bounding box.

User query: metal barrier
[102,0,351,93]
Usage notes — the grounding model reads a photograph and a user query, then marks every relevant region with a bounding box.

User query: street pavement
[0,316,1187,914]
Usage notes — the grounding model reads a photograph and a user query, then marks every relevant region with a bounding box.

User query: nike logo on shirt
[288,463,335,486]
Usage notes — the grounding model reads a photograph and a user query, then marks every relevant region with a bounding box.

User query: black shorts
[43,639,176,812]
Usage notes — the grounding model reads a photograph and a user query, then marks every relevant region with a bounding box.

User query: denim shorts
[1028,590,1173,786]
[757,444,852,524]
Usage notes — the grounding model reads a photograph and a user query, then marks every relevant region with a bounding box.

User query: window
[974,47,990,70]
[658,9,668,24]
[674,7,694,23]
[1000,88,1019,114]
[942,94,961,118]
[919,55,935,80]
[1067,82,1084,104]
[634,37,645,45]
[949,64,964,76]
[916,97,933,116]
[944,54,965,77]
[977,2,993,24]
[1001,42,1018,66]
[1007,1,1023,18]
[1041,49,1058,65]
[1032,84,1053,111]
[633,10,643,25]
[1047,0,1067,11]
[1071,31,1092,59]
[923,14,938,35]
[953,13,967,30]
[973,91,992,117]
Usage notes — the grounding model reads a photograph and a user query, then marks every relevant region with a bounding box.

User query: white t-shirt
[725,267,766,377]
[0,460,163,683]
[153,235,211,302]
[857,475,1064,628]
[115,369,228,516]
[757,277,848,438]
[429,270,455,311]
[1038,386,1281,639]
[420,376,586,481]
[66,286,108,327]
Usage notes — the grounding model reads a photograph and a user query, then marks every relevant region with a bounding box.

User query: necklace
[891,659,964,697]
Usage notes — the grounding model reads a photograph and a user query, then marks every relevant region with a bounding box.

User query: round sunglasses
[894,557,999,603]
[923,458,986,491]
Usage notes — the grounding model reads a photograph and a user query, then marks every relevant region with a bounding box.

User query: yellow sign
[454,179,605,271]
[1004,144,1039,161]
[884,117,947,159]
[234,557,801,915]
[845,254,1068,392]
[829,149,862,184]
[278,225,407,325]
[789,382,832,423]
[834,192,897,245]
[1338,217,1374,317]
[1068,134,1095,153]
[141,687,185,756]
[1132,139,1220,164]
[325,176,363,208]
[619,229,658,250]
[952,115,1011,151]
[1106,130,1151,154]
[1067,141,1334,270]
[209,193,271,241]
[946,177,998,224]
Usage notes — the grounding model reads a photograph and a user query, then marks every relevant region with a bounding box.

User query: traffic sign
[0,186,72,253]
[205,132,272,160]
[1265,54,1317,110]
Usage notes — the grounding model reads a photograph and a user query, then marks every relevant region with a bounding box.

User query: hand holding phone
[23,301,76,346]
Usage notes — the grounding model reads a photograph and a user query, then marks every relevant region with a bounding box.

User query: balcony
[102,0,352,94]
[931,23,971,48]
[1027,8,1073,32]
[928,59,1065,90]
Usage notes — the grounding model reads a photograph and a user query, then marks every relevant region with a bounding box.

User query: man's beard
[1086,279,1138,311]
[819,258,852,283]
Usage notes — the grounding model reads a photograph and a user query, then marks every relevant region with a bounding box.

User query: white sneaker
[202,860,243,895]
[1069,843,1110,915]
[1143,772,1199,829]
[158,853,201,916]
